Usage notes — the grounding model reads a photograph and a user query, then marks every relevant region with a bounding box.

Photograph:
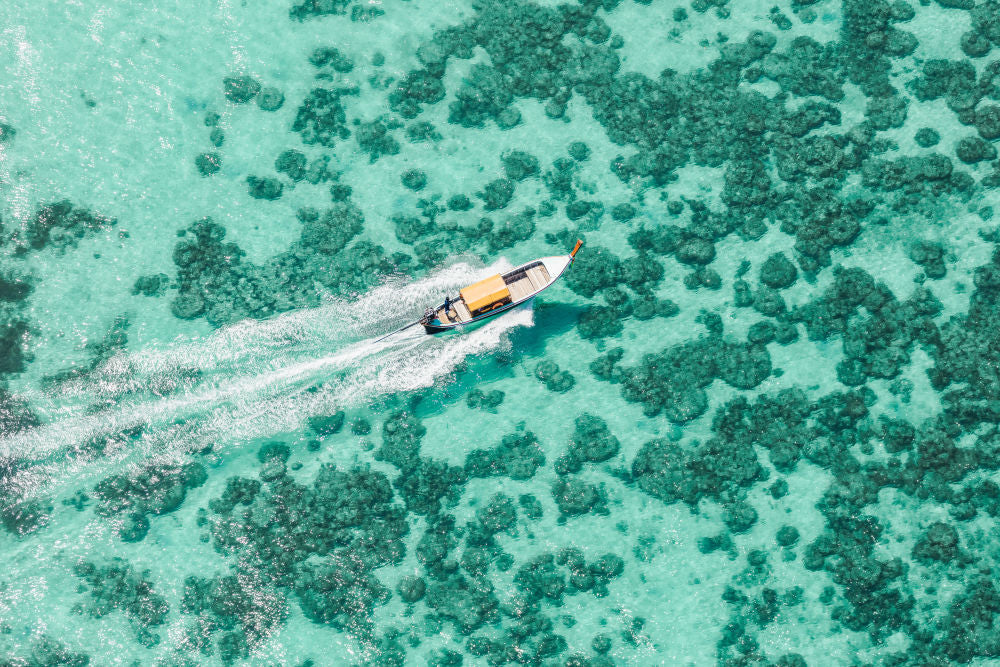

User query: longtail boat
[420,240,583,333]
[373,240,583,343]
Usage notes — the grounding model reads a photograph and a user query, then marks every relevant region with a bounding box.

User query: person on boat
[443,295,452,313]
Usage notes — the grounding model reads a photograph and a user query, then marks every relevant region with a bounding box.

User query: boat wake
[1,259,527,496]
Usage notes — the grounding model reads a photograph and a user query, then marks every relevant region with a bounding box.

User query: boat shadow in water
[411,300,587,419]
[505,300,588,357]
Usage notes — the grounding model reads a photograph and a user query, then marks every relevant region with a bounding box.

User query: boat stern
[423,321,452,334]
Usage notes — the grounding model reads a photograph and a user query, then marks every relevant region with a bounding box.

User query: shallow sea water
[2,0,1000,665]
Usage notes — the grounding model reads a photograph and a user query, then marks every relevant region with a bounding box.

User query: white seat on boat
[526,265,550,290]
[508,278,531,302]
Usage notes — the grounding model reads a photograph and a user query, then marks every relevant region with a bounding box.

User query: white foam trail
[57,258,509,395]
[0,260,528,494]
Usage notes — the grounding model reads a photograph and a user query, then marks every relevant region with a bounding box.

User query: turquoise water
[2,0,1000,664]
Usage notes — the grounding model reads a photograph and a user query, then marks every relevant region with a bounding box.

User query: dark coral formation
[180,573,286,662]
[552,476,608,519]
[912,521,963,565]
[205,459,407,654]
[92,461,207,541]
[223,75,261,104]
[168,204,400,325]
[400,168,427,191]
[0,386,39,437]
[310,47,354,73]
[555,414,620,474]
[502,150,540,181]
[612,237,1000,658]
[596,315,770,422]
[534,360,575,393]
[632,431,763,515]
[275,149,307,181]
[0,122,15,145]
[5,635,91,666]
[290,0,380,21]
[132,273,170,297]
[196,152,222,176]
[789,267,941,387]
[465,430,546,480]
[292,87,355,147]
[566,243,670,336]
[358,118,402,161]
[246,175,283,200]
[11,200,116,253]
[257,87,285,111]
[466,387,504,410]
[73,559,169,647]
[182,408,614,662]
[909,240,947,278]
[0,489,51,538]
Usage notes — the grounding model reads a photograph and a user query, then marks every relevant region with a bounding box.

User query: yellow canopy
[461,274,510,313]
